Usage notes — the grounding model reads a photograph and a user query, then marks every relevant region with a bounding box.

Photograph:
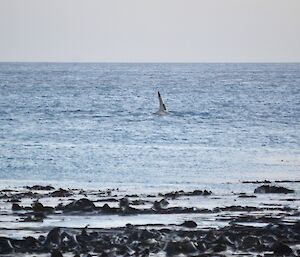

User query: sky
[0,0,300,62]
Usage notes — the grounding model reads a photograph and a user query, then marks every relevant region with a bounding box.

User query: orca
[154,91,167,115]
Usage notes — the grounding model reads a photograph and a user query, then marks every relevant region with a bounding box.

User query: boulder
[50,188,72,197]
[0,238,14,254]
[24,236,40,250]
[163,241,181,255]
[152,199,169,211]
[119,197,130,209]
[180,239,199,254]
[51,249,63,257]
[12,203,23,211]
[101,203,118,214]
[180,220,197,228]
[272,242,293,255]
[32,201,54,212]
[44,227,61,246]
[64,198,96,212]
[254,185,294,194]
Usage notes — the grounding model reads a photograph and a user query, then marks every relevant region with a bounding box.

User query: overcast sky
[0,0,299,62]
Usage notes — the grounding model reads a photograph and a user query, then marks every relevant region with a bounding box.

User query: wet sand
[0,182,299,256]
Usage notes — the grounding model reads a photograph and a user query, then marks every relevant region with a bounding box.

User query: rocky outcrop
[254,185,294,194]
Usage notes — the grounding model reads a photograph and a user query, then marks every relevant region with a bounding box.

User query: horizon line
[0,61,300,64]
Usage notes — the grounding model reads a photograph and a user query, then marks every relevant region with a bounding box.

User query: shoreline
[0,182,299,256]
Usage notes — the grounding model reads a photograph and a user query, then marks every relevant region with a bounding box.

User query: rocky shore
[0,182,299,256]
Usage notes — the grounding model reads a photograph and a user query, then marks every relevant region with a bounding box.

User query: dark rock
[203,231,217,242]
[0,237,14,254]
[196,241,207,252]
[119,197,138,214]
[275,180,300,183]
[80,225,90,239]
[152,199,169,211]
[143,238,158,245]
[238,193,257,198]
[61,231,78,247]
[38,235,45,242]
[125,223,136,230]
[261,235,278,245]
[203,190,211,196]
[254,185,294,194]
[119,197,130,209]
[163,241,181,255]
[24,236,39,249]
[162,190,182,199]
[160,189,212,198]
[89,231,99,238]
[12,191,39,199]
[32,201,54,212]
[140,229,158,240]
[180,239,199,254]
[218,205,258,212]
[64,198,96,212]
[44,227,61,246]
[212,243,227,252]
[241,235,261,250]
[51,249,64,257]
[125,194,139,198]
[181,220,197,228]
[127,229,140,241]
[140,248,150,256]
[32,202,44,212]
[117,245,135,255]
[95,198,119,202]
[243,180,271,184]
[146,194,156,198]
[123,206,139,214]
[101,203,118,214]
[131,199,147,205]
[190,190,203,195]
[7,197,21,203]
[272,242,293,255]
[21,212,46,222]
[50,188,72,197]
[293,222,300,232]
[216,234,235,247]
[12,203,23,211]
[25,185,55,190]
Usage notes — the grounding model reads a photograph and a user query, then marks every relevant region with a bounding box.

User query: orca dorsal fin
[158,91,166,111]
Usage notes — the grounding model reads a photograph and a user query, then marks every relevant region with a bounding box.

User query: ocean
[0,63,299,193]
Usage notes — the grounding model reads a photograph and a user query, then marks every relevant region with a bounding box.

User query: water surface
[0,63,299,193]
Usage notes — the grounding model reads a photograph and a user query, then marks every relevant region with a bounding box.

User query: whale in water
[154,91,167,115]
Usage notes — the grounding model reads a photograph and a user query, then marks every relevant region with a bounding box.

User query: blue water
[0,63,299,192]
